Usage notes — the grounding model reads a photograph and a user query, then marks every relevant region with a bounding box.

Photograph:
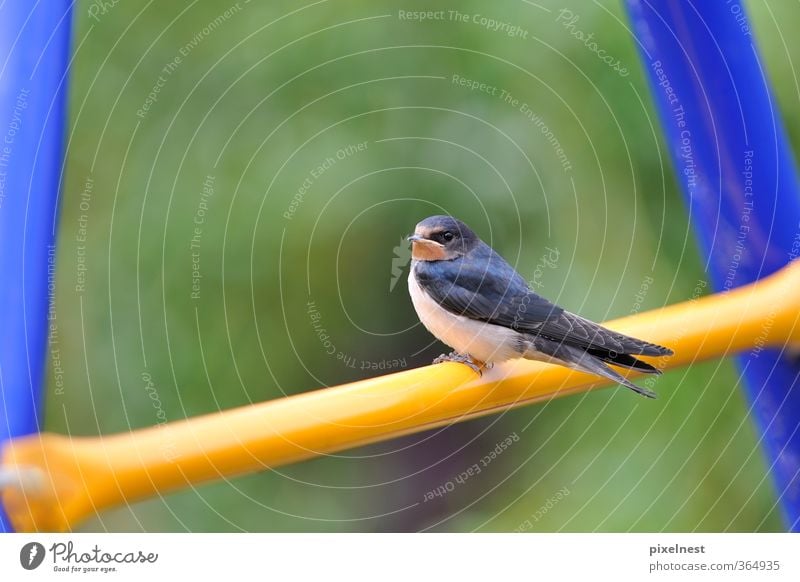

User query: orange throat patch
[411,240,448,261]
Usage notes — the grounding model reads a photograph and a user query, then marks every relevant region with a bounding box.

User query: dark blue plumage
[414,242,564,331]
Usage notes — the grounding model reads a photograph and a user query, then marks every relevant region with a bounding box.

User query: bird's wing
[413,248,564,331]
[528,311,672,356]
[415,247,672,357]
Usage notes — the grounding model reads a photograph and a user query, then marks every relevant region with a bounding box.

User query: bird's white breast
[408,263,521,363]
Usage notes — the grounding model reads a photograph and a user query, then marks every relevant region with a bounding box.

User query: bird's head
[407,215,479,261]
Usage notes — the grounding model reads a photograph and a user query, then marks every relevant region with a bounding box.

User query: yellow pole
[3,262,800,532]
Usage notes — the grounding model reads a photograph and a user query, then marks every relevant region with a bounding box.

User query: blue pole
[626,1,800,530]
[0,1,72,532]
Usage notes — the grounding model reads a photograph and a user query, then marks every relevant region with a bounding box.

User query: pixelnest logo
[20,542,46,570]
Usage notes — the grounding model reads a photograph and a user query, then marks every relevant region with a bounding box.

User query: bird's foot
[433,351,487,375]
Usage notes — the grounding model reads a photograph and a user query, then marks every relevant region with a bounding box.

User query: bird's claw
[432,351,487,375]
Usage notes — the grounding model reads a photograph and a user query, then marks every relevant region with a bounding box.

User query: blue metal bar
[626,1,800,530]
[0,1,73,532]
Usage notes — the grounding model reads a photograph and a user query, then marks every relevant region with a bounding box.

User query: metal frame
[627,0,800,530]
[0,1,73,532]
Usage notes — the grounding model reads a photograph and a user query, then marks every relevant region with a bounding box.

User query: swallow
[406,215,673,398]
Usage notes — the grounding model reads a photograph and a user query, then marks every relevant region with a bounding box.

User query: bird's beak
[406,234,423,242]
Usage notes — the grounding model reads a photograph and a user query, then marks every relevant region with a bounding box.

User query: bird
[406,215,673,398]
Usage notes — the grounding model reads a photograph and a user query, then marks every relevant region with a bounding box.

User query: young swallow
[406,215,673,398]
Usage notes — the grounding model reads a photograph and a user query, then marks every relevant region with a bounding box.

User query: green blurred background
[46,0,800,531]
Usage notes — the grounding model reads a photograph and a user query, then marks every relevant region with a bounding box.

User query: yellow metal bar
[3,262,800,532]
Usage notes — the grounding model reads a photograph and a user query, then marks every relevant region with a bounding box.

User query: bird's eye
[442,231,454,242]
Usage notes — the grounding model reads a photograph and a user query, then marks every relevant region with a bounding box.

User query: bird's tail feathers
[530,340,658,399]
[568,350,658,399]
[586,349,662,375]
